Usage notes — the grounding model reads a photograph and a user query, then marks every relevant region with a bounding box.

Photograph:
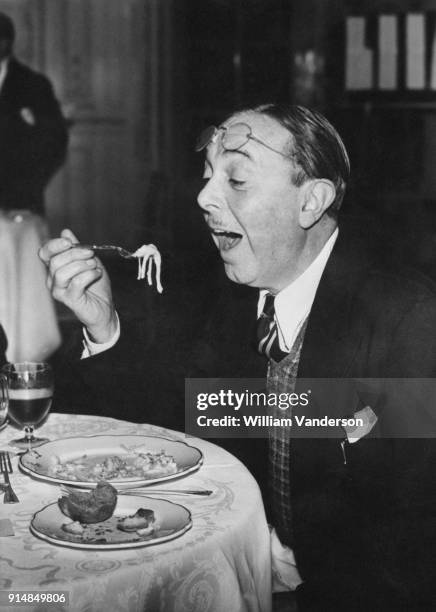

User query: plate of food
[30,482,192,549]
[20,435,203,487]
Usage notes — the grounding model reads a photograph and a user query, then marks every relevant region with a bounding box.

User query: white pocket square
[343,405,378,443]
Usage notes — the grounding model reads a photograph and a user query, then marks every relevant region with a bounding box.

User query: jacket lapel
[0,58,13,90]
[298,226,373,379]
[0,58,18,106]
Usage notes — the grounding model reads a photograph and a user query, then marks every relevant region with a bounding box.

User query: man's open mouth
[211,229,243,251]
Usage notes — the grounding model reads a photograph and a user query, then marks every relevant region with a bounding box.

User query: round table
[0,414,272,612]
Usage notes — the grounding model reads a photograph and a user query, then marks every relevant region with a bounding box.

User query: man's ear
[299,179,336,229]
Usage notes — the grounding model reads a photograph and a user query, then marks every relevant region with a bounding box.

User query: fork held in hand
[73,244,135,259]
[0,451,19,503]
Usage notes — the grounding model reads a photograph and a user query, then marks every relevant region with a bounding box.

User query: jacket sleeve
[0,325,7,368]
[17,75,69,189]
[52,311,187,430]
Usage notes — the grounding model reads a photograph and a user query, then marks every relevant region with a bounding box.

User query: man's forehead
[221,111,292,154]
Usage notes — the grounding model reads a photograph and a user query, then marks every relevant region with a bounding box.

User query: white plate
[20,435,203,487]
[31,495,192,550]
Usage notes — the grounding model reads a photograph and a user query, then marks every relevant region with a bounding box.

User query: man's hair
[236,104,350,216]
[0,12,15,42]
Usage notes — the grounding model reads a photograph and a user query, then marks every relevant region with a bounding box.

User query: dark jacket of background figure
[0,58,68,213]
[53,223,436,611]
[0,326,6,366]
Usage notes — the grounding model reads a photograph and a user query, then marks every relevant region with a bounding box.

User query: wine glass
[1,362,53,449]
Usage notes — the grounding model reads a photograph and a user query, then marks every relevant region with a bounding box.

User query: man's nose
[197,178,223,212]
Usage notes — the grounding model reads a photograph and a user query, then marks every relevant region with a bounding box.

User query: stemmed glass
[1,362,53,449]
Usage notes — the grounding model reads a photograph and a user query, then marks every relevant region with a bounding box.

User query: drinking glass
[2,362,53,449]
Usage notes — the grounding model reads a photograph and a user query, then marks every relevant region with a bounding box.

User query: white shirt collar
[257,228,338,352]
[0,57,10,93]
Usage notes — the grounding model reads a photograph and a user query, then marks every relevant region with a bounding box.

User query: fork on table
[60,485,213,497]
[72,244,135,259]
[0,451,19,503]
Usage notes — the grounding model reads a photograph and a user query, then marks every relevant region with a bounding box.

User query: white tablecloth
[0,414,272,612]
[0,211,61,362]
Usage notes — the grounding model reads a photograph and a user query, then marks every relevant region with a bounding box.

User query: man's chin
[223,262,258,287]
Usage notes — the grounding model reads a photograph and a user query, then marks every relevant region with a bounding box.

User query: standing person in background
[0,11,68,214]
[0,11,68,362]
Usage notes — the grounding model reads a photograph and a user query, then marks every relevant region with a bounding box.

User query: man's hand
[39,229,118,343]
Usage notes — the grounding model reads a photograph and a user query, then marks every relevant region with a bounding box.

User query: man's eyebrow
[222,148,252,160]
[204,148,253,164]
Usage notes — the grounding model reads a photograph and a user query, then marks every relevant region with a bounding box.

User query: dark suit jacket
[0,58,68,213]
[192,228,436,611]
[54,225,436,610]
[0,325,7,367]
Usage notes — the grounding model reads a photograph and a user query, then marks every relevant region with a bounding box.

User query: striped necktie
[257,294,288,362]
